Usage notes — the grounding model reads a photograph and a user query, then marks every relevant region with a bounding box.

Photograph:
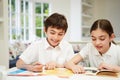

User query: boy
[16,13,74,72]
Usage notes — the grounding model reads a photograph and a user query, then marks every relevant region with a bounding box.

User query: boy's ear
[44,27,47,36]
[44,27,46,33]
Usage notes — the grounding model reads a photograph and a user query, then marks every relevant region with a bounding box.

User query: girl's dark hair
[90,19,114,36]
[90,19,116,44]
[44,13,68,33]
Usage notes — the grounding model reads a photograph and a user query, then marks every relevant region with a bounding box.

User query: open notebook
[84,67,118,77]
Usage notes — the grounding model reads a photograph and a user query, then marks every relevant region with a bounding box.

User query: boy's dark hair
[44,13,68,33]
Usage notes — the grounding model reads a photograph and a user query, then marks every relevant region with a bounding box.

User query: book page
[84,67,118,77]
[84,67,98,76]
[96,69,118,77]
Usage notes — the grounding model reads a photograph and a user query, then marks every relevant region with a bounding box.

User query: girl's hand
[98,62,113,71]
[45,61,57,70]
[71,65,85,74]
[98,62,120,72]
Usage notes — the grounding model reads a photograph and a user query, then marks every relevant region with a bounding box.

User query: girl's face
[90,28,114,54]
[44,27,65,47]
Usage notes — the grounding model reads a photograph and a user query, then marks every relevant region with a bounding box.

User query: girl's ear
[110,33,115,42]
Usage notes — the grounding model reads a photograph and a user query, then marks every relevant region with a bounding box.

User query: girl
[65,19,120,73]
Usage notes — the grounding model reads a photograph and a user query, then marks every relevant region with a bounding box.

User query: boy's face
[90,28,114,54]
[44,26,65,47]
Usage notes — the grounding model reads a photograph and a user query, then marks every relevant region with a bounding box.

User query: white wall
[69,0,82,42]
[105,0,120,40]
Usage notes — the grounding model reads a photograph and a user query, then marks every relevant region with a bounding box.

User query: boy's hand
[28,62,43,72]
[45,61,57,70]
